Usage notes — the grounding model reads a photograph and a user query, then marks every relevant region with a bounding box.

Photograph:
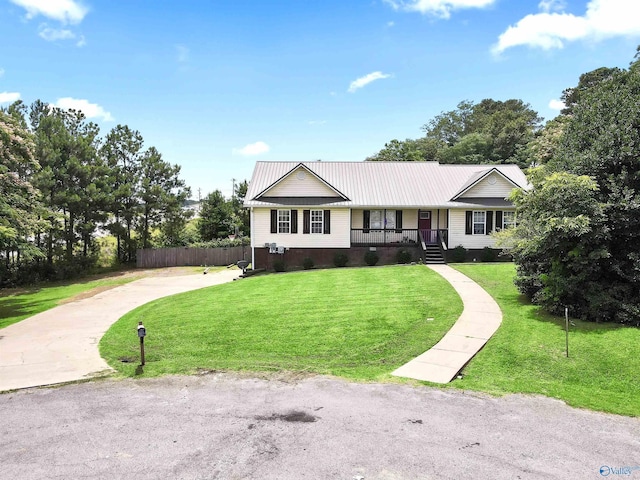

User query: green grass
[451,263,640,417]
[100,266,463,381]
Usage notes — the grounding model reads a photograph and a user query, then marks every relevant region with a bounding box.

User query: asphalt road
[1,374,638,480]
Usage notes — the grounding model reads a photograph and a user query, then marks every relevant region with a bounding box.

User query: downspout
[250,207,255,269]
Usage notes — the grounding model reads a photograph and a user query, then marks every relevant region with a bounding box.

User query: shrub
[481,247,497,262]
[364,251,379,266]
[451,245,467,263]
[273,260,286,272]
[302,257,314,270]
[333,252,348,267]
[396,249,412,264]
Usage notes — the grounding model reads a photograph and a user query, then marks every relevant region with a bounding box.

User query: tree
[101,125,144,263]
[230,179,250,236]
[510,47,640,324]
[0,109,45,272]
[138,146,191,249]
[367,98,541,166]
[366,138,442,162]
[198,190,233,240]
[505,170,608,318]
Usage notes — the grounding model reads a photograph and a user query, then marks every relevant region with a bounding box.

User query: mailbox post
[137,321,146,365]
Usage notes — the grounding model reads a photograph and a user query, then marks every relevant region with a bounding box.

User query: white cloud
[0,92,21,104]
[387,21,395,27]
[348,71,392,93]
[384,0,495,19]
[76,35,86,47]
[493,0,640,54]
[39,25,75,41]
[176,44,189,63]
[548,99,566,110]
[52,97,114,121]
[0,68,5,78]
[232,141,270,156]
[10,0,88,24]
[538,0,566,13]
[308,120,327,125]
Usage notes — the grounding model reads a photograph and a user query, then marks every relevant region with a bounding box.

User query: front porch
[350,228,449,248]
[350,228,449,264]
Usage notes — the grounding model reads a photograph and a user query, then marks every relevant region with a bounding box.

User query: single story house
[243,161,528,269]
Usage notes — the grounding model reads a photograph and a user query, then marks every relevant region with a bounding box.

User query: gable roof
[450,167,521,200]
[253,162,349,201]
[244,162,528,208]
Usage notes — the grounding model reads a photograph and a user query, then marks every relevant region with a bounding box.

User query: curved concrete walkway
[392,264,502,384]
[0,269,240,392]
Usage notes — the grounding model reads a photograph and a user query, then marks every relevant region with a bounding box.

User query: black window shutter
[270,209,277,234]
[303,210,310,234]
[291,209,298,234]
[323,210,331,234]
[496,211,503,231]
[395,210,403,233]
[363,210,370,233]
[465,211,472,235]
[486,211,493,234]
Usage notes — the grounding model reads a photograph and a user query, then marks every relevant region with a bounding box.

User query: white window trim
[503,211,516,230]
[278,209,291,234]
[473,210,486,235]
[311,209,323,234]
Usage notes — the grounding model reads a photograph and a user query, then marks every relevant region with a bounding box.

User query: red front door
[418,210,434,243]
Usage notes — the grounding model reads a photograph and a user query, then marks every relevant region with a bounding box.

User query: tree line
[0,100,248,287]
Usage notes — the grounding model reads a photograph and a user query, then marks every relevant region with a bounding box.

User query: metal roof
[244,161,528,208]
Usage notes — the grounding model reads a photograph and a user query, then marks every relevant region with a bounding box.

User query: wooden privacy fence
[136,246,248,269]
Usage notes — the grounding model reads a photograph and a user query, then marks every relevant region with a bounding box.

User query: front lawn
[100,266,463,381]
[452,263,640,417]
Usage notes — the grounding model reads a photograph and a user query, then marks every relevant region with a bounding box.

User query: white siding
[252,207,350,248]
[460,174,516,199]
[448,209,515,249]
[264,167,338,197]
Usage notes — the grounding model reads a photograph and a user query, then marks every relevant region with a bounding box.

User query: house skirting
[254,246,422,271]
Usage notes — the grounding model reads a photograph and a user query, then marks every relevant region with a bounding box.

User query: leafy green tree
[510,48,640,324]
[366,138,442,162]
[368,98,541,166]
[230,179,250,236]
[0,109,46,270]
[198,190,233,240]
[505,170,608,318]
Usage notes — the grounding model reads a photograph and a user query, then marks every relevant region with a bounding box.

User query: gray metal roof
[244,161,528,208]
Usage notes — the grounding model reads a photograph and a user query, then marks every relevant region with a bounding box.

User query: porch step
[423,245,446,264]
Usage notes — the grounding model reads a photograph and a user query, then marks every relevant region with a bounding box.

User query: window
[503,211,516,229]
[311,209,323,233]
[473,211,486,235]
[370,210,383,230]
[278,209,290,233]
[385,210,396,229]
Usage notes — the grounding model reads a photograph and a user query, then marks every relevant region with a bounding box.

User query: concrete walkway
[392,264,502,384]
[0,269,240,391]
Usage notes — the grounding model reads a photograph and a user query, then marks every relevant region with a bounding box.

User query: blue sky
[2,0,639,198]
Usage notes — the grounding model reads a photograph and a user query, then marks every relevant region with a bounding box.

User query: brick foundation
[254,246,423,271]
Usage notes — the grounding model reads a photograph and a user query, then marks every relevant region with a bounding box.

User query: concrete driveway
[0,269,240,391]
[1,374,638,480]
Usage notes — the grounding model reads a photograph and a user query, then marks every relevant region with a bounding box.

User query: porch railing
[351,228,419,246]
[419,229,449,248]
